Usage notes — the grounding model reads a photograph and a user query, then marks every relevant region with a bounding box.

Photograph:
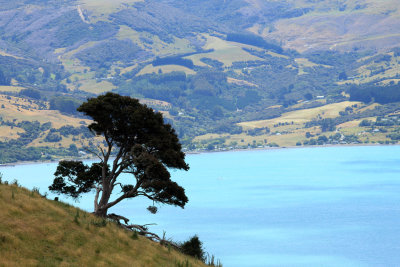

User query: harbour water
[2,145,400,266]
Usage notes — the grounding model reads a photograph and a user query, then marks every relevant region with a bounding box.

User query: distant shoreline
[186,142,394,155]
[1,143,398,167]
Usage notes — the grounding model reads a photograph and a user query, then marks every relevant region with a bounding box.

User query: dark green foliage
[200,58,224,69]
[237,90,261,109]
[153,56,194,69]
[359,119,372,126]
[387,133,400,140]
[180,235,205,262]
[19,88,41,99]
[131,231,139,240]
[75,39,147,70]
[110,4,213,42]
[0,118,92,164]
[320,118,336,132]
[338,71,347,80]
[227,33,283,53]
[48,10,119,48]
[74,210,80,225]
[305,118,336,132]
[40,122,52,131]
[49,161,104,199]
[0,69,10,85]
[69,144,78,154]
[49,93,189,217]
[91,219,107,227]
[349,83,400,104]
[147,206,158,214]
[44,132,62,142]
[49,96,82,115]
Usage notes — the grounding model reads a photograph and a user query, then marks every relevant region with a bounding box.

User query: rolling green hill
[0,182,208,267]
[1,0,400,162]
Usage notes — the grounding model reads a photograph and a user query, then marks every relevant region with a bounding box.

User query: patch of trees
[373,54,392,63]
[305,118,336,132]
[393,47,400,57]
[148,71,187,84]
[247,127,269,136]
[227,33,283,53]
[211,121,242,134]
[110,5,213,42]
[0,119,88,163]
[0,141,42,163]
[44,132,62,142]
[200,57,224,69]
[45,125,92,139]
[387,133,400,141]
[302,133,361,146]
[0,55,66,92]
[76,39,148,70]
[19,88,41,99]
[0,69,11,85]
[47,10,119,48]
[306,50,361,67]
[359,116,400,128]
[348,83,400,104]
[49,96,82,115]
[237,90,261,109]
[152,56,194,69]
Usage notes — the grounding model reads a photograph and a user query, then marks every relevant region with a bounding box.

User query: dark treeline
[348,83,400,104]
[49,96,83,115]
[152,56,194,69]
[152,49,214,69]
[226,33,283,54]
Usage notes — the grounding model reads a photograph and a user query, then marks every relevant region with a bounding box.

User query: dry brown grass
[194,101,391,147]
[0,184,207,267]
[238,101,362,130]
[0,86,25,93]
[0,95,91,129]
[0,126,24,141]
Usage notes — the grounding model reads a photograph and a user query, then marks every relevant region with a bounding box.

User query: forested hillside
[1,0,400,163]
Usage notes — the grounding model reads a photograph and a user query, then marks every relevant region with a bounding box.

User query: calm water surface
[2,146,400,266]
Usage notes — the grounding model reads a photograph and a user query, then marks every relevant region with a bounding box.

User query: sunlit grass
[238,101,363,130]
[0,183,207,267]
[0,95,91,128]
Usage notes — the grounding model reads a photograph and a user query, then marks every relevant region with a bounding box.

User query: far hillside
[1,0,400,162]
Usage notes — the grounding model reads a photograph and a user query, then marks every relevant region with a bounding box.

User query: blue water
[2,146,400,266]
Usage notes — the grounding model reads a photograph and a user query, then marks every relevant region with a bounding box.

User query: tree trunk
[94,206,108,217]
[94,185,112,217]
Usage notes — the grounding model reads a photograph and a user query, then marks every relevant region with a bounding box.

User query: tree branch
[124,224,180,249]
[104,191,134,210]
[82,144,103,161]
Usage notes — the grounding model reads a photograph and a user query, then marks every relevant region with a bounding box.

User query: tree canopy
[49,92,189,217]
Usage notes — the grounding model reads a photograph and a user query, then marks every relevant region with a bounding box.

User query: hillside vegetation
[0,182,207,267]
[1,0,400,162]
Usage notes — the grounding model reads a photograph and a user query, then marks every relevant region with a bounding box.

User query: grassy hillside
[0,182,208,267]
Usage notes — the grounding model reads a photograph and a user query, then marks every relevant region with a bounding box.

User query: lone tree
[49,92,189,218]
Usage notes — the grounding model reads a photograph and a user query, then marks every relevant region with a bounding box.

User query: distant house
[316,96,325,99]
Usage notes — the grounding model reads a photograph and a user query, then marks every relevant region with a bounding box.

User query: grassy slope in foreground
[0,183,207,267]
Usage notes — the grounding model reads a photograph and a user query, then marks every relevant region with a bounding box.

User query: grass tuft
[131,230,139,240]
